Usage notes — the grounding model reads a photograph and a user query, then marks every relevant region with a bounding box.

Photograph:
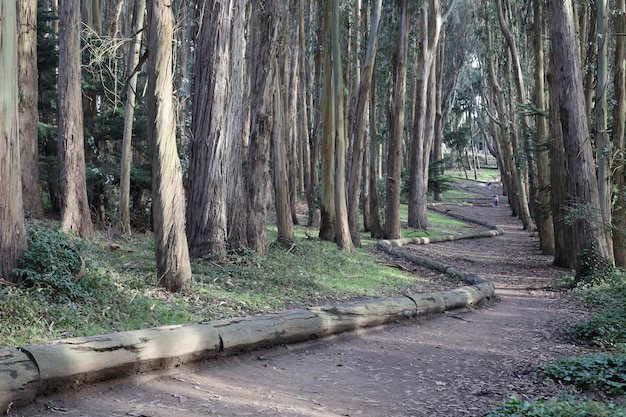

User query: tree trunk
[547,52,573,268]
[247,0,280,254]
[533,0,554,255]
[119,0,145,235]
[368,75,383,238]
[347,0,382,247]
[612,0,626,267]
[331,0,355,253]
[548,0,613,271]
[385,0,411,239]
[273,61,294,247]
[1,0,28,281]
[58,0,94,239]
[595,0,613,253]
[298,1,316,229]
[496,0,537,232]
[187,0,247,258]
[408,0,443,230]
[18,0,44,219]
[319,2,336,242]
[146,0,192,292]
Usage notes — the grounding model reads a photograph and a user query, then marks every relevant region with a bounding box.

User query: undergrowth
[0,210,468,347]
[487,393,626,417]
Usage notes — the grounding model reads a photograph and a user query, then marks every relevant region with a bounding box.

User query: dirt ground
[9,181,599,417]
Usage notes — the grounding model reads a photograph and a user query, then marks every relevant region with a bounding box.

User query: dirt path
[10,183,596,417]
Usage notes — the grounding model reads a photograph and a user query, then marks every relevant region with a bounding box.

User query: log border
[1,207,499,413]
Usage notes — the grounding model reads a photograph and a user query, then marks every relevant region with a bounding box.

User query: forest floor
[9,182,600,417]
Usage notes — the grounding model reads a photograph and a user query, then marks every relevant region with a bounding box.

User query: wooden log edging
[0,212,499,414]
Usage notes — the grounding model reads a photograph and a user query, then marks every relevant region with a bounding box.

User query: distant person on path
[493,195,499,207]
[487,181,492,189]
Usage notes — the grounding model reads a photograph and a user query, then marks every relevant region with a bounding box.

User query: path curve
[9,184,596,417]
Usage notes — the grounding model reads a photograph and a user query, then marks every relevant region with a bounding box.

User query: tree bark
[548,0,613,270]
[58,0,94,239]
[146,0,192,291]
[247,0,280,254]
[0,0,28,281]
[273,61,294,247]
[347,0,382,247]
[384,0,411,239]
[613,0,626,267]
[18,0,44,218]
[533,0,554,255]
[119,0,145,235]
[187,0,247,258]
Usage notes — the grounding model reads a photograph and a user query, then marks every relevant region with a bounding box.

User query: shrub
[542,353,626,395]
[486,394,626,417]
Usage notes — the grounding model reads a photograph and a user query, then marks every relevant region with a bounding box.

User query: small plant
[486,393,626,417]
[542,353,626,395]
[569,276,626,347]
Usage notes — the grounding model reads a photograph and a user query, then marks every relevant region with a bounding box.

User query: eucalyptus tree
[58,0,94,239]
[347,0,383,246]
[18,0,44,218]
[532,0,555,255]
[187,0,248,258]
[119,0,146,235]
[595,0,612,254]
[612,0,626,267]
[146,0,192,291]
[324,0,355,252]
[1,0,28,281]
[247,0,281,254]
[407,0,456,230]
[548,0,613,271]
[384,0,411,239]
[495,0,536,232]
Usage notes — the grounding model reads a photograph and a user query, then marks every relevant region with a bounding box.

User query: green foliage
[486,394,626,417]
[575,247,615,284]
[542,353,626,395]
[13,224,93,304]
[568,273,626,348]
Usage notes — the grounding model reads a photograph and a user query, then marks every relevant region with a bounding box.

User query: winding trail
[10,183,596,417]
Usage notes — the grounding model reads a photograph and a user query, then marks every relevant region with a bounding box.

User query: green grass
[0,189,473,347]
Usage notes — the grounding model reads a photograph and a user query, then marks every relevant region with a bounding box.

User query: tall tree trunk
[58,0,94,239]
[119,0,145,235]
[612,0,626,267]
[146,0,192,292]
[385,0,411,239]
[247,0,280,254]
[187,0,247,258]
[319,2,336,242]
[548,0,613,271]
[533,0,554,255]
[331,0,355,253]
[18,0,44,218]
[368,75,383,238]
[1,0,28,281]
[225,0,248,251]
[547,52,572,268]
[408,0,447,230]
[273,60,294,247]
[595,0,613,253]
[496,0,537,231]
[347,0,382,247]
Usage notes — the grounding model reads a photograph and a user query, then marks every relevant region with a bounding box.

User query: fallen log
[0,348,39,413]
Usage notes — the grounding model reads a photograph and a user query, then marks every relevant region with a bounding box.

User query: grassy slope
[1,190,475,347]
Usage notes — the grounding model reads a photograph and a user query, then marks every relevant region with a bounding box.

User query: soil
[9,181,600,417]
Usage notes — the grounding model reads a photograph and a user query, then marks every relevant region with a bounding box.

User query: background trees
[3,0,626,286]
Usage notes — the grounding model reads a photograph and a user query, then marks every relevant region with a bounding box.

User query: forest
[1,0,621,291]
